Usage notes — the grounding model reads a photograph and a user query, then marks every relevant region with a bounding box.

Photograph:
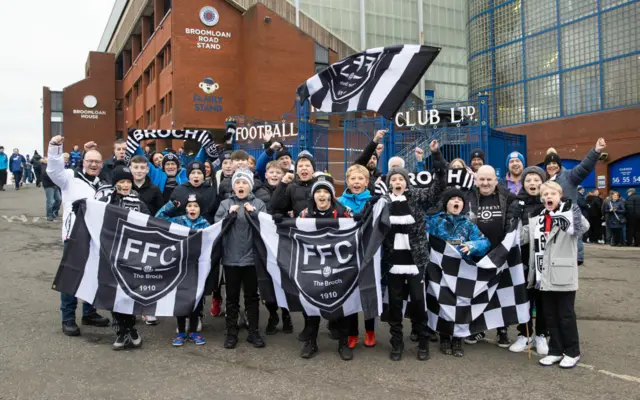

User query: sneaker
[539,355,563,366]
[338,339,353,361]
[409,331,419,342]
[535,335,549,356]
[297,324,312,342]
[128,329,143,348]
[347,336,359,349]
[497,329,511,348]
[364,331,376,348]
[62,320,81,336]
[440,338,452,355]
[300,340,319,359]
[389,341,404,361]
[417,339,430,361]
[142,315,158,325]
[427,328,438,342]
[508,335,533,353]
[281,312,293,334]
[173,333,187,346]
[452,338,464,357]
[265,314,279,335]
[559,355,581,369]
[464,332,485,345]
[81,313,110,327]
[210,298,222,316]
[224,335,238,349]
[113,333,129,350]
[188,332,206,345]
[247,331,266,348]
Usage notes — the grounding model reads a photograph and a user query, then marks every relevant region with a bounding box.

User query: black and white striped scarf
[388,193,418,275]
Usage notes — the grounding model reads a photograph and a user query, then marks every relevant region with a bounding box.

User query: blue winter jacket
[549,148,600,203]
[425,211,490,259]
[155,201,211,230]
[134,145,208,192]
[69,150,82,168]
[338,189,372,213]
[9,154,25,173]
[0,152,7,170]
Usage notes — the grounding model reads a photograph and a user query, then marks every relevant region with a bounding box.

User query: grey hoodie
[214,192,266,266]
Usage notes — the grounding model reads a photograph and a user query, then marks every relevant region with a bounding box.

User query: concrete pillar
[123,50,132,73]
[141,16,152,45]
[154,0,165,27]
[131,35,142,61]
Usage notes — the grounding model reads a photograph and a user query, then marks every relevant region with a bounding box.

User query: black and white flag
[426,227,530,337]
[297,45,440,119]
[249,200,390,321]
[52,200,232,316]
[124,129,220,165]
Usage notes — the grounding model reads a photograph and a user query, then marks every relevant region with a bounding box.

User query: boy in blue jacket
[426,187,490,357]
[156,193,210,346]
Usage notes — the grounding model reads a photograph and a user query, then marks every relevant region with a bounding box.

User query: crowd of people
[0,146,43,190]
[10,129,618,369]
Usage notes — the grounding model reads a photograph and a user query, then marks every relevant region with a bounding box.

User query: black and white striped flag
[249,200,390,321]
[124,129,219,165]
[297,45,440,119]
[52,200,232,316]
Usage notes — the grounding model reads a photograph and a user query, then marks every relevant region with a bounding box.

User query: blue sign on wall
[610,153,640,187]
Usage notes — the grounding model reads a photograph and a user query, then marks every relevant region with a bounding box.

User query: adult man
[469,148,485,172]
[69,145,82,169]
[101,139,128,182]
[9,148,26,190]
[355,129,385,193]
[32,151,43,187]
[464,165,516,348]
[47,135,110,336]
[625,188,640,247]
[24,155,34,184]
[504,151,525,194]
[586,189,603,244]
[0,146,7,191]
[40,158,61,221]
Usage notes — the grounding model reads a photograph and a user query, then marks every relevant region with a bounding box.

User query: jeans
[60,241,97,322]
[577,239,584,262]
[12,172,22,189]
[24,169,33,183]
[45,187,61,219]
[541,291,580,358]
[224,266,260,336]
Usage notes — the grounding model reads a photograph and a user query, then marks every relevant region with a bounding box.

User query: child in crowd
[298,174,354,360]
[507,166,548,355]
[129,155,164,216]
[99,166,150,350]
[271,151,316,217]
[426,188,490,357]
[338,165,376,349]
[156,193,210,346]
[170,161,218,223]
[522,181,589,369]
[214,168,267,349]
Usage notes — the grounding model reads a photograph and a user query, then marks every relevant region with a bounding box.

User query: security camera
[599,152,608,161]
[264,16,271,23]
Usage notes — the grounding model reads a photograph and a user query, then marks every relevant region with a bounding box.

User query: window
[146,109,152,126]
[115,131,124,140]
[163,0,172,14]
[158,51,165,71]
[115,100,123,111]
[164,43,172,67]
[125,90,132,107]
[144,63,155,87]
[51,121,63,136]
[314,42,329,73]
[51,92,63,112]
[160,97,166,115]
[168,92,173,111]
[136,79,143,96]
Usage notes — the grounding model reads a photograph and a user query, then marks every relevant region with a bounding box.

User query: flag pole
[525,322,531,360]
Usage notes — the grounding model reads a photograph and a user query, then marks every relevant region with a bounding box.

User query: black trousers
[387,273,427,343]
[112,312,136,335]
[541,291,580,358]
[627,216,640,246]
[34,168,42,186]
[224,266,259,336]
[176,299,203,334]
[610,228,623,245]
[587,216,602,243]
[517,288,547,337]
[306,316,349,341]
[0,169,6,189]
[347,314,376,336]
[265,302,290,317]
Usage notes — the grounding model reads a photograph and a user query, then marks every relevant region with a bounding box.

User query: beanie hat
[442,187,466,211]
[221,150,232,161]
[111,166,134,186]
[276,147,292,161]
[187,161,205,177]
[470,148,485,163]
[522,166,545,182]
[162,153,181,171]
[296,150,316,171]
[543,152,562,169]
[506,151,525,168]
[386,168,411,189]
[311,174,336,198]
[232,167,254,191]
[184,192,205,210]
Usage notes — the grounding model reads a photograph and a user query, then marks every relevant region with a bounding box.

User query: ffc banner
[249,200,391,321]
[298,44,440,119]
[52,200,232,317]
[124,129,220,165]
[426,227,530,337]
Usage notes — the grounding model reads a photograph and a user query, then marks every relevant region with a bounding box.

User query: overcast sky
[0,0,115,156]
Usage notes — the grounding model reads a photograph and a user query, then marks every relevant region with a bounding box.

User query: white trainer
[143,315,158,325]
[535,335,549,356]
[559,355,580,369]
[539,355,563,366]
[509,335,533,353]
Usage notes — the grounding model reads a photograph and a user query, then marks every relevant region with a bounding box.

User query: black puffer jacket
[254,182,277,212]
[99,191,150,215]
[625,193,640,218]
[586,194,603,219]
[507,188,545,268]
[100,156,127,183]
[170,181,218,223]
[271,178,314,216]
[133,176,164,216]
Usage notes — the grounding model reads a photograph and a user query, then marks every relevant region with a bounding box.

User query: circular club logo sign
[83,95,98,109]
[199,6,219,27]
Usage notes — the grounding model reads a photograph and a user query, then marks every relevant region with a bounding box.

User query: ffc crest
[329,53,386,103]
[292,226,362,310]
[110,220,188,305]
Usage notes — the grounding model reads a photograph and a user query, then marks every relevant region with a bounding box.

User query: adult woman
[204,160,213,186]
[605,191,626,246]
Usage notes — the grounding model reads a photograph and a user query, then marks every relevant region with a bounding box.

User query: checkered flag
[426,228,530,337]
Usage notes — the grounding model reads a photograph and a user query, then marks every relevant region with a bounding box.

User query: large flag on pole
[52,200,233,317]
[297,44,440,119]
[249,200,390,321]
[426,227,530,337]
